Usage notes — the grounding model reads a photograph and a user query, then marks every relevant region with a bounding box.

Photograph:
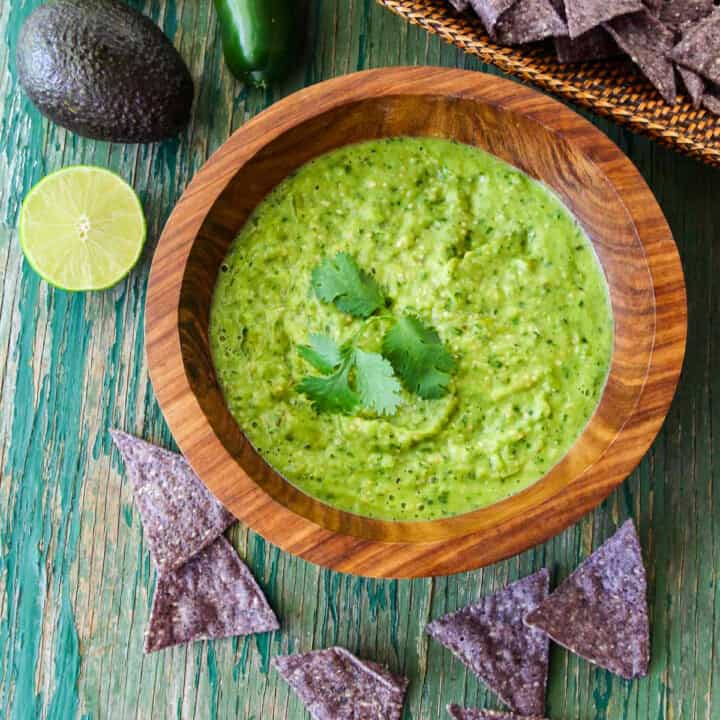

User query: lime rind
[18,165,146,291]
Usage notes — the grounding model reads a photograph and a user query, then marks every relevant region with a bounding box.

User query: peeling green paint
[233,636,251,680]
[207,643,219,720]
[2,275,48,720]
[47,586,80,720]
[254,631,273,675]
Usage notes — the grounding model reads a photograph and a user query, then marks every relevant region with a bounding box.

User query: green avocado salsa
[210,138,613,521]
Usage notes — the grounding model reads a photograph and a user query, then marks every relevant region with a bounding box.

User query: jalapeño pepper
[213,0,296,87]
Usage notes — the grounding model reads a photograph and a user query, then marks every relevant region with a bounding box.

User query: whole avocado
[16,0,194,143]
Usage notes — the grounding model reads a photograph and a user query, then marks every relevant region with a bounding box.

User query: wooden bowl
[146,67,686,579]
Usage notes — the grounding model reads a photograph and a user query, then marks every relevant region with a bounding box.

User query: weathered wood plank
[0,1,718,719]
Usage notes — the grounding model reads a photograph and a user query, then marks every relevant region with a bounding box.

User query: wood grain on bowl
[145,67,686,578]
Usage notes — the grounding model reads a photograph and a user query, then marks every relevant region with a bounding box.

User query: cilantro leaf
[297,337,403,416]
[296,359,360,414]
[382,315,455,399]
[353,349,403,416]
[311,252,385,318]
[298,333,342,374]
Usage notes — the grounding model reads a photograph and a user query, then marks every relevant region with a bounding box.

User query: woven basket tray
[377,0,720,167]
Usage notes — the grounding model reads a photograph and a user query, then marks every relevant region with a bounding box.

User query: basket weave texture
[377,0,720,167]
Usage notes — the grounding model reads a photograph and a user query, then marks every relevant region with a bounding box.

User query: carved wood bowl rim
[146,67,687,578]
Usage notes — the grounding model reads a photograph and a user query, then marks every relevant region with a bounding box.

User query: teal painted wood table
[1,2,718,718]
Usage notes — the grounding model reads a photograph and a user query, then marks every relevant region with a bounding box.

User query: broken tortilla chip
[427,570,550,717]
[144,535,279,652]
[448,0,471,11]
[564,0,642,39]
[448,706,547,720]
[525,520,649,679]
[273,646,409,720]
[492,0,566,45]
[671,10,720,87]
[111,430,235,574]
[605,10,677,104]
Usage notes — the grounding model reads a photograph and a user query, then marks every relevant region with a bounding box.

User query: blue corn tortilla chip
[677,65,705,108]
[525,520,649,679]
[273,646,409,720]
[448,706,547,720]
[658,0,713,33]
[448,0,471,10]
[111,430,235,574]
[671,10,720,87]
[470,0,519,33]
[549,0,620,64]
[144,535,279,652]
[605,10,677,104]
[564,0,642,39]
[555,27,620,63]
[492,0,567,45]
[427,570,550,717]
[701,85,720,116]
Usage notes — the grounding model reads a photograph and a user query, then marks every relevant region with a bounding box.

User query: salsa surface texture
[210,138,613,521]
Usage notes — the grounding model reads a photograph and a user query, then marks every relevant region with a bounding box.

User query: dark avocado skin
[16,0,194,143]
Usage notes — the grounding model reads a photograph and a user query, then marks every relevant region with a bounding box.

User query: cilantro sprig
[298,253,455,416]
[296,334,402,416]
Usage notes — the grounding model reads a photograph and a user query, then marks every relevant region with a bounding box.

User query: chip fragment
[549,0,619,64]
[470,0,519,33]
[605,10,677,104]
[426,570,550,717]
[555,27,619,63]
[273,646,409,720]
[525,520,649,679]
[564,0,642,39]
[701,86,720,116]
[492,0,567,45]
[144,535,279,652]
[678,65,705,108]
[642,0,662,15]
[448,706,547,720]
[111,430,235,574]
[671,10,720,87]
[658,0,713,33]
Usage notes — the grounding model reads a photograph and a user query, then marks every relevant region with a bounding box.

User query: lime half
[19,166,146,291]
